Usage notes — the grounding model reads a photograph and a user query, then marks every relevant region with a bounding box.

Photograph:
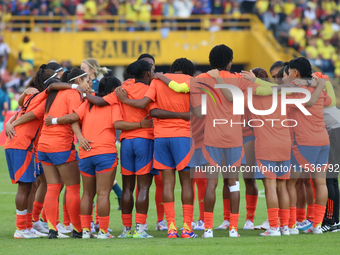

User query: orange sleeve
[103,92,118,106]
[74,101,88,121]
[31,100,46,119]
[68,92,83,114]
[144,81,157,101]
[27,90,48,109]
[112,103,124,123]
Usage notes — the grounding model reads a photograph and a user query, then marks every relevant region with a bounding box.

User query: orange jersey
[191,71,258,148]
[242,108,254,137]
[5,91,48,151]
[191,115,205,149]
[37,90,83,153]
[288,86,331,146]
[145,73,191,138]
[247,95,291,161]
[114,79,154,141]
[74,101,118,158]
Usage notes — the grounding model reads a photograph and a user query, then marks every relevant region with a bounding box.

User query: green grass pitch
[0,146,339,254]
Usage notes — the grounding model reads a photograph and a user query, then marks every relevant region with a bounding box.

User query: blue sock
[112,182,122,198]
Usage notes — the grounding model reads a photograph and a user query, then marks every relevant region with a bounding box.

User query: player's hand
[5,122,16,140]
[24,87,39,95]
[75,86,86,99]
[141,115,153,128]
[115,87,128,102]
[45,115,54,126]
[312,73,319,79]
[180,111,191,121]
[207,69,221,79]
[79,137,94,151]
[240,70,256,80]
[292,79,307,87]
[153,72,164,80]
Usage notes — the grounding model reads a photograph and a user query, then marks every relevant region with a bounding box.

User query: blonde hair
[82,58,110,79]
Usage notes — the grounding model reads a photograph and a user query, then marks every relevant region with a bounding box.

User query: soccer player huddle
[5,44,340,240]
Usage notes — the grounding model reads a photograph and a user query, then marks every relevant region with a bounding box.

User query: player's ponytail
[27,65,56,92]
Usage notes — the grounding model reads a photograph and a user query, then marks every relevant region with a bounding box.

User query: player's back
[75,101,117,159]
[289,86,331,146]
[5,92,47,151]
[248,94,291,161]
[119,79,154,140]
[39,90,83,153]
[149,73,191,138]
[192,71,255,148]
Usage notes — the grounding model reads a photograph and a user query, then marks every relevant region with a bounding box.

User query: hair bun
[39,64,47,70]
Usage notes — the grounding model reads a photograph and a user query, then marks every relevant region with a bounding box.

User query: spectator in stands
[0,5,12,31]
[6,58,32,92]
[241,0,256,14]
[163,0,176,17]
[162,0,176,31]
[322,16,335,41]
[263,6,279,37]
[151,0,162,16]
[332,16,340,32]
[289,22,305,51]
[107,0,120,30]
[283,0,295,16]
[200,0,212,14]
[174,0,192,18]
[64,0,79,15]
[192,1,205,15]
[211,0,224,15]
[278,15,292,47]
[18,36,40,67]
[97,0,108,15]
[305,38,319,66]
[84,0,98,30]
[52,5,65,32]
[0,36,10,69]
[304,4,316,24]
[319,39,336,73]
[333,48,340,78]
[322,0,337,16]
[125,0,140,31]
[255,0,269,21]
[139,0,152,31]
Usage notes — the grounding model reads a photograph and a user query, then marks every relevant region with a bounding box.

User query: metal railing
[5,14,253,32]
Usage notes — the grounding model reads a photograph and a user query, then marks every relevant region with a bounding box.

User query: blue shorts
[79,153,118,177]
[35,162,44,176]
[121,138,158,175]
[38,150,79,166]
[255,159,291,179]
[5,149,36,184]
[190,147,208,168]
[291,144,330,172]
[241,135,255,165]
[203,145,244,167]
[154,137,190,171]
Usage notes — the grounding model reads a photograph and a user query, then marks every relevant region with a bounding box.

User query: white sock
[16,209,27,215]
